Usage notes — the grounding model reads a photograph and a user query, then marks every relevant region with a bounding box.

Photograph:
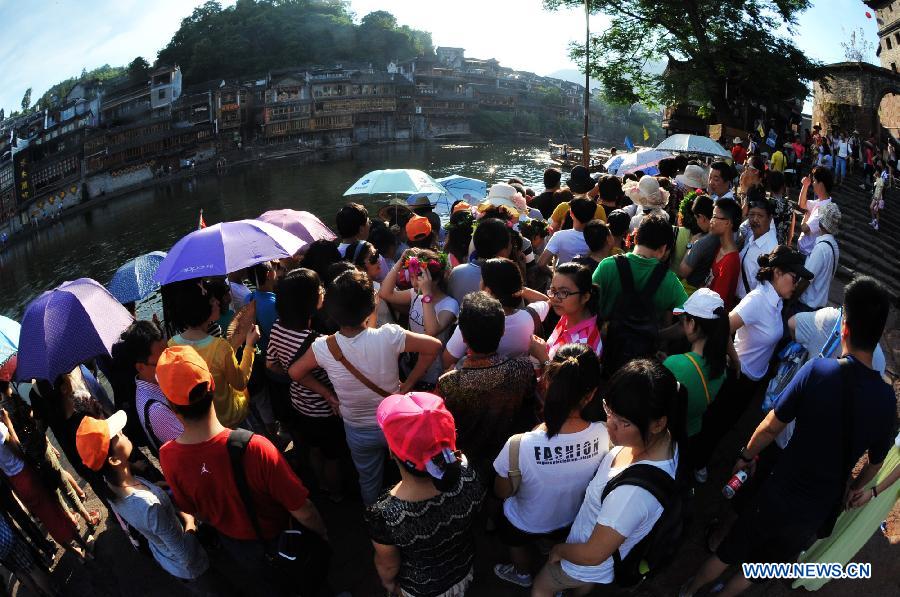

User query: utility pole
[582,0,590,167]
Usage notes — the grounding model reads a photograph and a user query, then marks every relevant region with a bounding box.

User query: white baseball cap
[673,288,725,319]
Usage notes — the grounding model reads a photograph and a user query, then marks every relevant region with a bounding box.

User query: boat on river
[548,141,611,173]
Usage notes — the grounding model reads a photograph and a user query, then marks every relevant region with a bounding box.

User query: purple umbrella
[154,219,305,285]
[257,209,337,244]
[16,278,134,382]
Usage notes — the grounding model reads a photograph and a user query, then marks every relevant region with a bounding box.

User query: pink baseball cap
[377,392,457,475]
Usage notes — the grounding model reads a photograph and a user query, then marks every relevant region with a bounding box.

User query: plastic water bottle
[722,470,749,499]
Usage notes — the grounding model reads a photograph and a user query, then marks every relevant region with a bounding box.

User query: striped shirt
[135,379,184,451]
[266,322,333,417]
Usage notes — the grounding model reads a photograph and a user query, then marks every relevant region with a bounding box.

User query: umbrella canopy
[343,169,448,196]
[107,251,167,304]
[603,154,626,173]
[434,175,487,202]
[16,278,133,382]
[154,219,305,285]
[0,315,20,382]
[605,149,673,176]
[257,209,336,244]
[655,134,730,158]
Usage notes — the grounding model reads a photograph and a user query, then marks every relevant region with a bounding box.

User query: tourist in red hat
[365,392,485,597]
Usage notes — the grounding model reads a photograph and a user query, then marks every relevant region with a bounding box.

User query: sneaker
[694,467,708,483]
[494,563,533,587]
[873,221,879,230]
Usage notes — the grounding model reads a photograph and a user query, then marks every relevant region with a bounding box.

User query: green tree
[544,0,823,122]
[20,88,32,113]
[127,57,151,84]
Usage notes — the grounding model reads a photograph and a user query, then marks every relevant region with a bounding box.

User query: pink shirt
[547,314,602,359]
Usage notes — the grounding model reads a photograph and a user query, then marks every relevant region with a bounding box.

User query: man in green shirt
[592,215,688,319]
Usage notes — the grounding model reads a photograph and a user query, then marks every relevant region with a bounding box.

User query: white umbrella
[655,134,730,158]
[343,169,449,196]
[605,149,673,176]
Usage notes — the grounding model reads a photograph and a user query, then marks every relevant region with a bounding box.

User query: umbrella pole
[582,0,590,167]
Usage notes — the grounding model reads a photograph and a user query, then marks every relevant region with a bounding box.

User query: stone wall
[812,61,900,138]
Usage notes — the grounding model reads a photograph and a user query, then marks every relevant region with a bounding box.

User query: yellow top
[770,150,787,172]
[168,334,254,428]
[550,201,607,229]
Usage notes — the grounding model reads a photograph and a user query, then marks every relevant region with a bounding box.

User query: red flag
[866,11,872,18]
[198,209,207,230]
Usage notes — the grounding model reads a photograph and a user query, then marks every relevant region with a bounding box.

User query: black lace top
[365,462,485,597]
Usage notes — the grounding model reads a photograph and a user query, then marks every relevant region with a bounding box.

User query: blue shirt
[250,290,277,352]
[772,356,896,520]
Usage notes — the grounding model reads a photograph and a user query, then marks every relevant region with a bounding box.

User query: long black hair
[542,343,601,439]
[684,306,729,379]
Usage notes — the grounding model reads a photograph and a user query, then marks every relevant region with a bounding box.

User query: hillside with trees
[156,0,433,81]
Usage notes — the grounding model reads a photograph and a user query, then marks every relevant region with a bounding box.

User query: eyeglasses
[547,287,583,300]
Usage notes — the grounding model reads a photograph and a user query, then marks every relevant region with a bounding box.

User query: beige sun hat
[623,175,670,208]
[675,164,708,190]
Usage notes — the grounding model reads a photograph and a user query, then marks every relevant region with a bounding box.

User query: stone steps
[823,173,900,301]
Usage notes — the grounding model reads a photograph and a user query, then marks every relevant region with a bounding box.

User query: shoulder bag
[325,335,391,398]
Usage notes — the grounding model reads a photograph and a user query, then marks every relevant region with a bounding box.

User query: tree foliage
[544,0,824,121]
[21,88,32,113]
[127,57,152,84]
[156,0,433,81]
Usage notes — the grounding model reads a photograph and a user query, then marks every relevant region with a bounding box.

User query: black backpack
[603,255,668,374]
[601,462,684,587]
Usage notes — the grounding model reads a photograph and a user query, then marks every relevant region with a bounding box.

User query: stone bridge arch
[812,61,900,140]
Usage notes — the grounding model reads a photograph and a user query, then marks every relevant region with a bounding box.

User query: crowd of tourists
[0,139,897,597]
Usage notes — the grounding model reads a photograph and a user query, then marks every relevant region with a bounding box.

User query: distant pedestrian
[870,164,886,231]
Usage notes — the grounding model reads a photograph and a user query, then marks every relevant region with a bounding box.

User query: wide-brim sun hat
[623,175,669,208]
[675,164,708,190]
[482,182,522,214]
[566,165,596,194]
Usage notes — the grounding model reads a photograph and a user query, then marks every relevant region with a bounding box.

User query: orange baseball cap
[155,345,215,406]
[76,411,128,472]
[405,215,432,241]
[452,201,471,214]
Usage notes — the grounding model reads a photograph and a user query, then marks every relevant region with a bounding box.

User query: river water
[0,142,552,318]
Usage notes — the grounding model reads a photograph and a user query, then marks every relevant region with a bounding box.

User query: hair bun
[756,252,771,267]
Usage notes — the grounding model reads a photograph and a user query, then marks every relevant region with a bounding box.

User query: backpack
[602,255,668,374]
[600,462,684,587]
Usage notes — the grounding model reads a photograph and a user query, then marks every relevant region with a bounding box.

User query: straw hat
[481,183,522,214]
[624,176,670,208]
[675,164,708,190]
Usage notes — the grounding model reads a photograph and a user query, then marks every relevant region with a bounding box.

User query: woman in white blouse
[691,246,812,482]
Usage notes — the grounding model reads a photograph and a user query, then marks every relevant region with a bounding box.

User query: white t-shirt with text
[494,422,609,533]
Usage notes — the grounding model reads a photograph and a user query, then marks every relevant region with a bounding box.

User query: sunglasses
[366,252,380,266]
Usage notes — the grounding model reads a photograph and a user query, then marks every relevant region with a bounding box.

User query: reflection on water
[0,142,550,318]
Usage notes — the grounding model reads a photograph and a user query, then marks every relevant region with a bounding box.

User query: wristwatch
[421,294,433,304]
[738,447,754,463]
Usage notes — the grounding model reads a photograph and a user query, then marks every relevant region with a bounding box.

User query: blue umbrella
[0,315,20,382]
[435,175,487,202]
[107,251,167,305]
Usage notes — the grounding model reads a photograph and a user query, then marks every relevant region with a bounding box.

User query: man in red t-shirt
[731,137,747,166]
[156,345,328,596]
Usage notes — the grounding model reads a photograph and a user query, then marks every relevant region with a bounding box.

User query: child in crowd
[870,164,886,230]
[379,249,459,389]
[545,263,602,359]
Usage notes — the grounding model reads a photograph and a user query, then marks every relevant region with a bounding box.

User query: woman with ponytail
[366,392,485,597]
[546,262,602,359]
[493,344,608,588]
[663,289,729,472]
[533,359,682,595]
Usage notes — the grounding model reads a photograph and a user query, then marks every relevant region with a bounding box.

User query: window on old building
[158,89,167,100]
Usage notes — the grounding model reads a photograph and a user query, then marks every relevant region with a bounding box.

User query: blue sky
[0,0,882,115]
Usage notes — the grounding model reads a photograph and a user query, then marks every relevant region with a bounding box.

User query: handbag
[226,429,331,595]
[325,335,391,398]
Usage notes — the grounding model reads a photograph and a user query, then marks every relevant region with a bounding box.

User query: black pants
[692,369,764,470]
